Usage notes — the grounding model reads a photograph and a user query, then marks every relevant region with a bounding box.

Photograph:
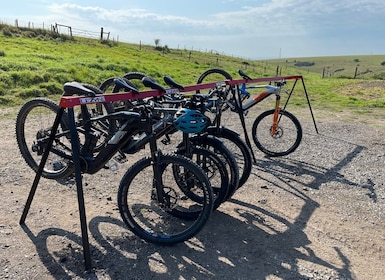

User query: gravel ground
[0,106,384,279]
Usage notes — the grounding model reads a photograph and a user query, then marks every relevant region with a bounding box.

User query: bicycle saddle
[63,81,96,97]
[142,76,166,93]
[163,76,184,90]
[238,69,252,80]
[113,77,140,94]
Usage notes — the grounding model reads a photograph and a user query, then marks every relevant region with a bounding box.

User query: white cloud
[15,0,385,58]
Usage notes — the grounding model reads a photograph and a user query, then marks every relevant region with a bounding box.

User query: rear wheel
[205,127,252,189]
[189,135,239,200]
[175,146,229,210]
[15,98,74,179]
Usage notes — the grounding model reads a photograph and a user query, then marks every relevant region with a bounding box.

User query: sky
[1,0,385,59]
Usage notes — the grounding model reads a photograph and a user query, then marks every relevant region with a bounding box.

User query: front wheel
[118,154,213,245]
[252,109,302,157]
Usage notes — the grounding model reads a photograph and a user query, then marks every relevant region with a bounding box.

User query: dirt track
[1,107,385,279]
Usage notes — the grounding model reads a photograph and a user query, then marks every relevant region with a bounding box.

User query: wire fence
[0,18,104,40]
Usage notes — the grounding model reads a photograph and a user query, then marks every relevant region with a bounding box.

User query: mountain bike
[197,68,303,157]
[17,81,214,245]
[15,84,116,179]
[100,73,250,191]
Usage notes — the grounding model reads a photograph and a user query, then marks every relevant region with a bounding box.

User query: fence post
[354,66,358,79]
[100,27,103,41]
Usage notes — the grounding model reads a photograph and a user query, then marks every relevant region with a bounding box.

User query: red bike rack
[19,74,316,271]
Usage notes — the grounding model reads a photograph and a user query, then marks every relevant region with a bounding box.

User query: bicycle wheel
[118,154,213,245]
[196,68,237,122]
[175,146,229,210]
[196,68,232,95]
[15,97,74,179]
[252,109,302,157]
[78,84,116,152]
[205,126,252,189]
[189,135,239,200]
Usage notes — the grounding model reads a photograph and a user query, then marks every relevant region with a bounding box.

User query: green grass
[0,23,384,122]
[265,55,385,79]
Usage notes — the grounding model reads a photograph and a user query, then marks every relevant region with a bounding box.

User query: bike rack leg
[20,108,65,224]
[301,77,319,134]
[67,107,92,271]
[282,78,319,134]
[232,85,257,163]
[19,107,92,271]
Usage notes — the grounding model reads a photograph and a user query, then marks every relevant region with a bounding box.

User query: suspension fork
[148,131,168,207]
[271,93,281,135]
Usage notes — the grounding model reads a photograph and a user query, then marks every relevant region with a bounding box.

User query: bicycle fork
[271,94,282,136]
[148,132,174,210]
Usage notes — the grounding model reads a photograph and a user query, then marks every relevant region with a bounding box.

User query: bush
[0,50,5,57]
[294,61,315,67]
[2,27,13,37]
[0,82,8,96]
[39,82,62,95]
[18,87,49,98]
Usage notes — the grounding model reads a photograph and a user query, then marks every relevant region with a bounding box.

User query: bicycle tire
[252,109,302,157]
[15,97,74,179]
[117,153,213,245]
[80,84,116,152]
[196,68,232,94]
[189,135,239,200]
[175,146,229,210]
[205,126,252,189]
[196,68,237,120]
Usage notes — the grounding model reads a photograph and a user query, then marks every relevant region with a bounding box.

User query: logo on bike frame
[166,88,179,94]
[80,96,106,104]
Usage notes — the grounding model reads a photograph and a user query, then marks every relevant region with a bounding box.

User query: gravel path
[1,107,384,279]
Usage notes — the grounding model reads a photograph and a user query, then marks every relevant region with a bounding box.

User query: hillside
[0,23,384,119]
[265,55,385,79]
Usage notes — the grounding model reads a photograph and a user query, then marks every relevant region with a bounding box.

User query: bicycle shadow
[20,202,353,279]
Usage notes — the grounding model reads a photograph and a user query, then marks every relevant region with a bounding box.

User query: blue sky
[1,0,385,59]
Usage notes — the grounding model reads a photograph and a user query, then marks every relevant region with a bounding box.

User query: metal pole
[67,107,92,270]
[301,78,319,134]
[20,108,65,224]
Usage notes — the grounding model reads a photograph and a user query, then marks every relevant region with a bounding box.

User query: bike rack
[224,75,318,163]
[19,89,165,271]
[19,74,317,271]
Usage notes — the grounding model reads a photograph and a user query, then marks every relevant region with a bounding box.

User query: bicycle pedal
[114,154,127,163]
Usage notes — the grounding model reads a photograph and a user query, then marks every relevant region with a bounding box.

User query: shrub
[2,27,13,37]
[18,87,49,98]
[0,50,5,57]
[294,61,315,67]
[39,82,62,95]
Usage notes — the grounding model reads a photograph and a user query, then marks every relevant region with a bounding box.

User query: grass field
[0,23,384,120]
[265,55,385,79]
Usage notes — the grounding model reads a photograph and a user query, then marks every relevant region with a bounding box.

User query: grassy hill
[0,23,384,121]
[264,55,385,79]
